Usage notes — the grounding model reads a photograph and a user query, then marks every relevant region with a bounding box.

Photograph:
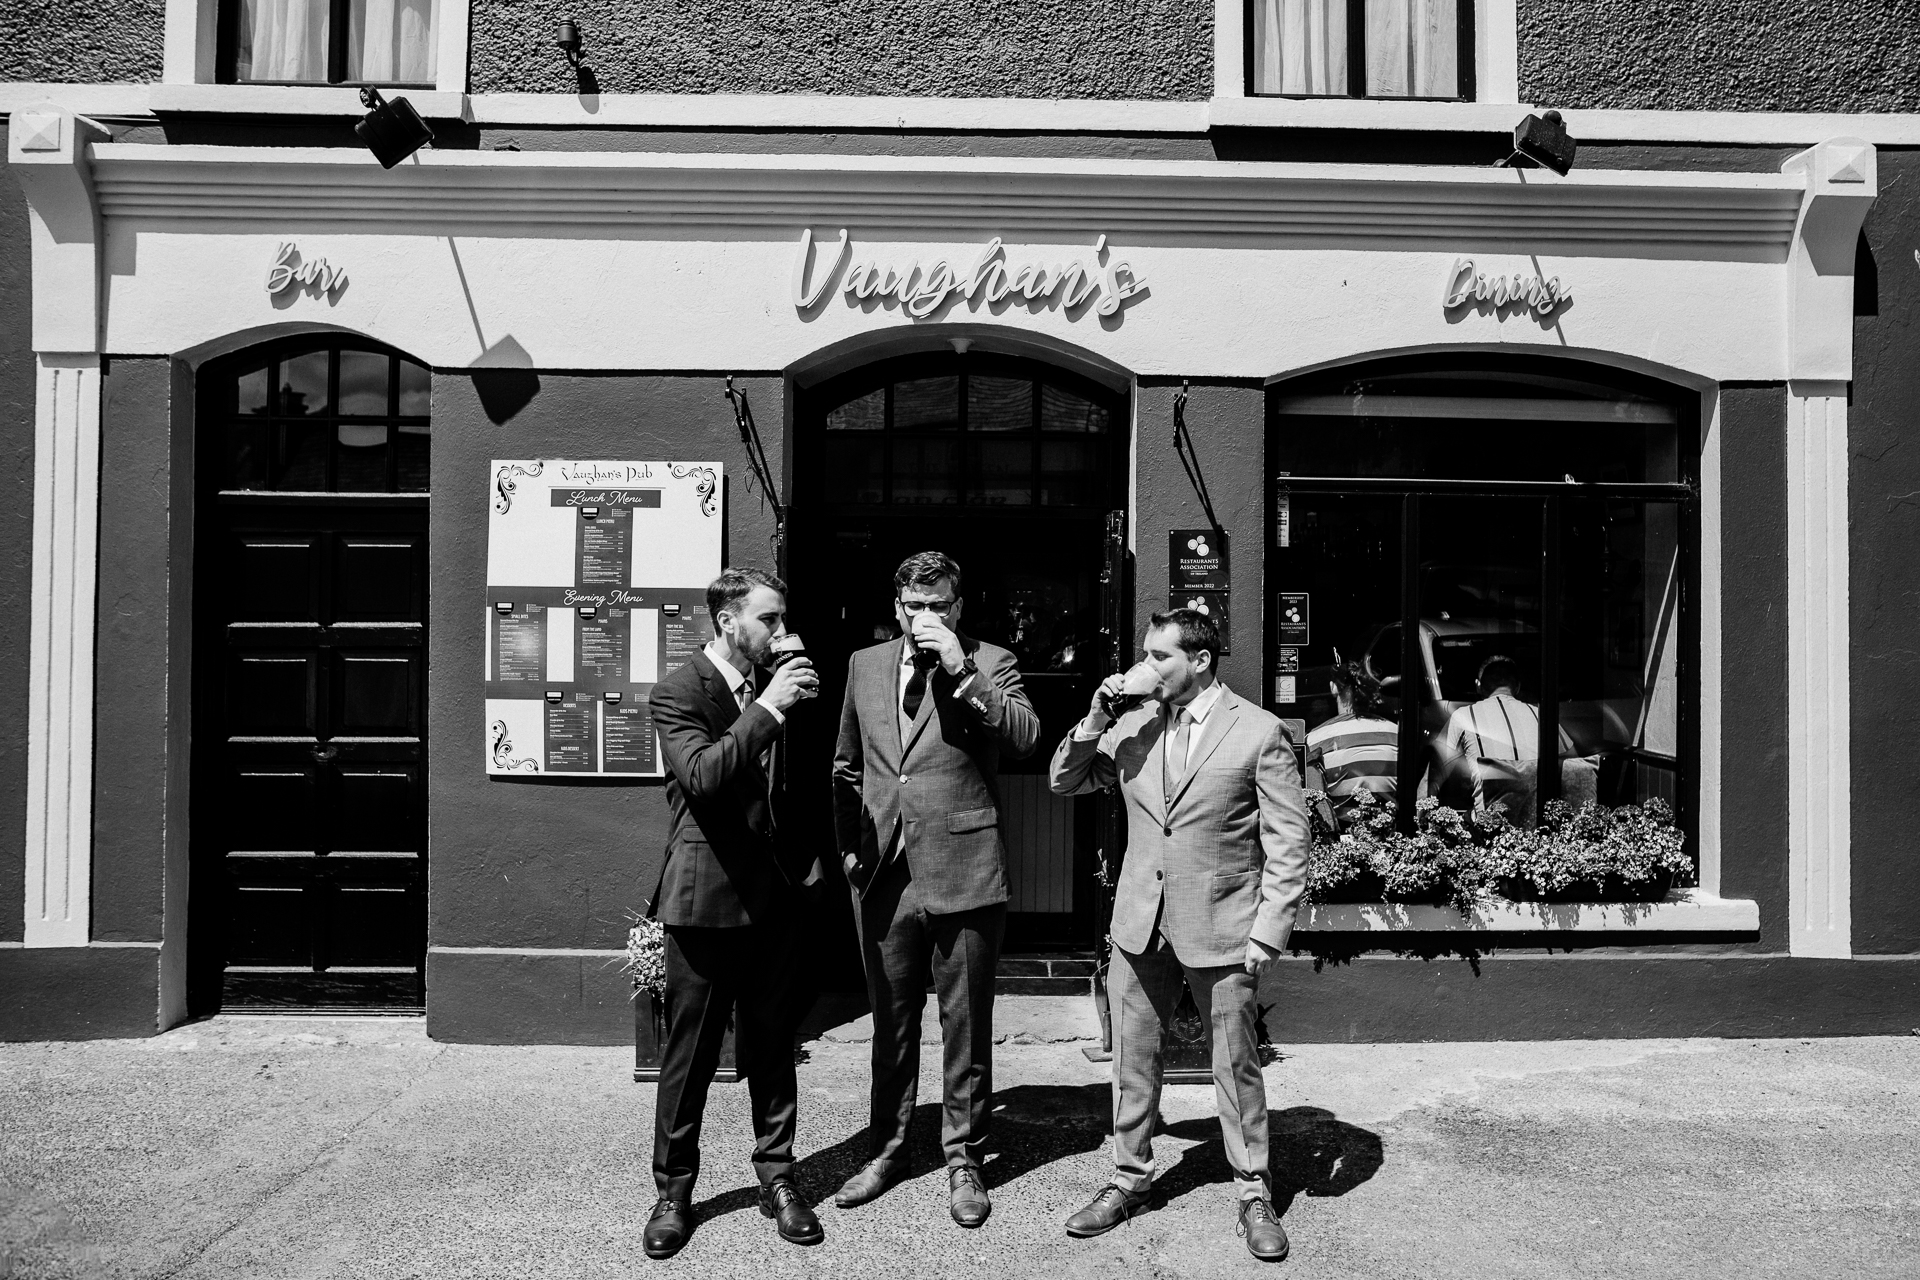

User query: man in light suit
[1049,607,1309,1263]
[831,551,1040,1228]
[643,567,825,1261]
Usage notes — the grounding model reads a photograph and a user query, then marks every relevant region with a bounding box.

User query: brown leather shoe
[832,1158,906,1209]
[1237,1197,1290,1262]
[1064,1183,1152,1237]
[760,1177,823,1246]
[949,1165,991,1228]
[643,1198,691,1259]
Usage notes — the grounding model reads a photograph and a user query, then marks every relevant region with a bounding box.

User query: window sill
[1299,889,1759,933]
[148,84,469,121]
[1209,95,1530,134]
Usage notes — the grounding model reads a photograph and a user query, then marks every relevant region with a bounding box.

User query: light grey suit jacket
[832,633,1040,913]
[1048,682,1310,968]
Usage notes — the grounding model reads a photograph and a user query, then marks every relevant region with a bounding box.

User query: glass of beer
[770,634,808,669]
[1107,660,1161,714]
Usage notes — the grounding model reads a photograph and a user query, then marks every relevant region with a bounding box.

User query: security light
[355,87,435,170]
[1504,110,1577,177]
[557,19,584,67]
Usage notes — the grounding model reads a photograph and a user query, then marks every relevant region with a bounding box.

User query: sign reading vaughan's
[792,229,1148,320]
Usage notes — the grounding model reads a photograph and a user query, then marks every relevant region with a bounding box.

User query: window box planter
[1298,889,1760,934]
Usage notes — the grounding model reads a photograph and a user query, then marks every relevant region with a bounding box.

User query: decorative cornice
[88,144,1804,259]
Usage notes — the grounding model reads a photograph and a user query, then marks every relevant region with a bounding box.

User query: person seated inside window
[1305,654,1399,828]
[1432,655,1576,823]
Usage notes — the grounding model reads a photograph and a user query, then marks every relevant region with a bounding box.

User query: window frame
[210,0,440,88]
[1242,0,1478,102]
[1264,355,1701,855]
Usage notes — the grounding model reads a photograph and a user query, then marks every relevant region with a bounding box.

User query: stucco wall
[469,0,1212,98]
[0,0,165,84]
[0,125,33,944]
[1519,0,1920,112]
[1850,148,1920,956]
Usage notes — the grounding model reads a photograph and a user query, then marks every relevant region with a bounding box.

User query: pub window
[221,341,431,493]
[218,0,438,85]
[1267,357,1696,839]
[1248,0,1474,100]
[816,357,1115,511]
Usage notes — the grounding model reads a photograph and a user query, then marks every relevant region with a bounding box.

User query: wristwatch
[956,657,979,681]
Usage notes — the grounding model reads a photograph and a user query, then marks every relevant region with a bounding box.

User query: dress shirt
[703,640,784,725]
[1165,680,1225,773]
[897,640,976,740]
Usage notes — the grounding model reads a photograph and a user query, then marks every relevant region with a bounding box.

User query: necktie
[1164,706,1193,807]
[903,662,927,722]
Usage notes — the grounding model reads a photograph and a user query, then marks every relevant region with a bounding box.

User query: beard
[738,629,777,668]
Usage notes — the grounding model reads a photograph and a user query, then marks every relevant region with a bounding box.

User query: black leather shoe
[832,1158,905,1208]
[643,1199,691,1260]
[949,1166,991,1228]
[1064,1183,1152,1237]
[1237,1197,1290,1262]
[760,1177,824,1246]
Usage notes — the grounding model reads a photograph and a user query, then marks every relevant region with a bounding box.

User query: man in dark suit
[643,566,825,1261]
[830,551,1040,1228]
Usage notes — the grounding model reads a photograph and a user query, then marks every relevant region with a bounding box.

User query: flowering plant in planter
[1303,790,1692,908]
[625,916,668,1000]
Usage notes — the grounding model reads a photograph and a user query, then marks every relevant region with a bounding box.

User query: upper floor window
[1250,0,1472,99]
[219,0,437,85]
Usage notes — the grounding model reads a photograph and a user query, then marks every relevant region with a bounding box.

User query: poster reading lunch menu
[483,460,723,777]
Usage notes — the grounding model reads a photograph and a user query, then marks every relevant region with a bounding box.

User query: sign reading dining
[792,228,1148,319]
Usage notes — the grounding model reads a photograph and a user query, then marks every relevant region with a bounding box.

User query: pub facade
[3,0,1919,1040]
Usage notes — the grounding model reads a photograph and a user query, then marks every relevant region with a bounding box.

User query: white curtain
[1251,0,1346,96]
[349,0,439,84]
[1251,0,1457,98]
[1364,0,1457,98]
[235,0,331,83]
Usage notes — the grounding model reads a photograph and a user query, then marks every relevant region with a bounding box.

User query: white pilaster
[1779,139,1874,957]
[24,356,102,947]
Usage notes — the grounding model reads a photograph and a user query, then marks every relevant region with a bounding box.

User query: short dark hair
[1477,655,1520,691]
[1331,657,1385,717]
[894,550,961,598]
[1147,607,1220,670]
[707,566,787,625]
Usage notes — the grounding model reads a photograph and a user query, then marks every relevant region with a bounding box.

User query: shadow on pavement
[1157,1107,1385,1215]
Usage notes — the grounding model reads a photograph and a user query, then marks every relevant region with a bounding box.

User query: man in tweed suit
[1049,607,1309,1263]
[831,551,1040,1228]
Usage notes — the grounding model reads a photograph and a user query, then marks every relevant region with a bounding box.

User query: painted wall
[0,0,165,84]
[1519,0,1920,113]
[426,371,782,1043]
[1849,148,1920,956]
[0,124,33,944]
[1717,385,1790,950]
[469,0,1211,98]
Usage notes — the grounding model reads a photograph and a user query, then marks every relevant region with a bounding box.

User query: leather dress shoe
[833,1158,905,1208]
[1237,1197,1290,1262]
[949,1166,991,1228]
[643,1199,691,1260]
[760,1177,824,1246]
[1064,1183,1152,1237]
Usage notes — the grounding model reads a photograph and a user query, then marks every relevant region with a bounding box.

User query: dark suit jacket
[832,633,1040,913]
[651,650,821,929]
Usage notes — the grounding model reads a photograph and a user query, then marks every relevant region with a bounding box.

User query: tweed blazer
[832,633,1040,913]
[1048,682,1310,967]
[650,650,821,929]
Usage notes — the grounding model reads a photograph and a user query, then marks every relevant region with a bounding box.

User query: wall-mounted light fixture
[1501,110,1576,177]
[355,87,435,169]
[557,19,584,67]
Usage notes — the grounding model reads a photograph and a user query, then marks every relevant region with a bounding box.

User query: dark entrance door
[787,352,1127,973]
[190,340,432,1012]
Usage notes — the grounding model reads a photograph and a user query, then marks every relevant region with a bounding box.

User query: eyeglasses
[899,598,956,616]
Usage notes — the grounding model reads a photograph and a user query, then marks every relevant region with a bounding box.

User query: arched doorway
[189,336,432,1013]
[787,350,1128,970]
[1266,352,1700,841]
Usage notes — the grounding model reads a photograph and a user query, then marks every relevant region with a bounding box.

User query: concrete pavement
[2,999,1917,1279]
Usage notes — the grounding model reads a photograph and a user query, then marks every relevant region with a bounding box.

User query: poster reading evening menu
[483,460,723,777]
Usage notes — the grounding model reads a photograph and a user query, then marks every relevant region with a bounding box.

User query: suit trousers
[854,855,1005,1171]
[1109,942,1270,1201]
[652,921,806,1202]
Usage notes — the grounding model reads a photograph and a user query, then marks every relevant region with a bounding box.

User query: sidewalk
[2,1000,1916,1279]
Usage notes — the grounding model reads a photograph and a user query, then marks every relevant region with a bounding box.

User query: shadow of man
[1154,1106,1384,1216]
[691,1082,1115,1222]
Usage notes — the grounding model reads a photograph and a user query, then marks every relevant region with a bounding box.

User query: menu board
[484,460,723,777]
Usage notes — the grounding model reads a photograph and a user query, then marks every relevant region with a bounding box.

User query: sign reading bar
[483,460,723,777]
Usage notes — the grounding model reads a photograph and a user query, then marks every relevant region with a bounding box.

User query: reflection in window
[215,345,430,493]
